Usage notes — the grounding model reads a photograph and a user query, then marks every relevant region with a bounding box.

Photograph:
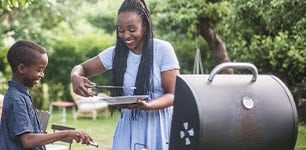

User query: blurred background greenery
[0,0,305,110]
[0,0,306,149]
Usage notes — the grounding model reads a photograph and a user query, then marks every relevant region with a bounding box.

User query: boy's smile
[22,53,48,87]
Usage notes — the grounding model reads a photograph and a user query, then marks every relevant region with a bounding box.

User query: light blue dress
[98,39,180,150]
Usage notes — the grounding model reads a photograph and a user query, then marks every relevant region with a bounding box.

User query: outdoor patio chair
[49,124,75,150]
[36,109,51,133]
[70,84,108,120]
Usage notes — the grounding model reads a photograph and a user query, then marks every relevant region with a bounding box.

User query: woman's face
[117,11,145,54]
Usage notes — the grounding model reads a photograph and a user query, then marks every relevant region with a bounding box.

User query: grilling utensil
[88,85,136,96]
[94,85,136,90]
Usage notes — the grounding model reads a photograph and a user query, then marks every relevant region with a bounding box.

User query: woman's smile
[125,38,135,47]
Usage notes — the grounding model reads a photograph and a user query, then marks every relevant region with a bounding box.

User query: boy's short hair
[7,40,46,73]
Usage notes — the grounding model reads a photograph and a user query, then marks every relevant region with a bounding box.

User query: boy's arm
[19,130,92,148]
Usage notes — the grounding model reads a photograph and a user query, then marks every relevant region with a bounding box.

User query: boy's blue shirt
[0,80,45,150]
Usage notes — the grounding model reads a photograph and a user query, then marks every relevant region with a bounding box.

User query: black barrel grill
[169,62,298,150]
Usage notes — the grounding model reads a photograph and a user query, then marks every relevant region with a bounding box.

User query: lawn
[47,108,306,150]
[47,109,118,150]
[296,125,306,150]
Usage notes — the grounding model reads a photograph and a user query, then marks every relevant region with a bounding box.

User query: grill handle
[208,62,258,82]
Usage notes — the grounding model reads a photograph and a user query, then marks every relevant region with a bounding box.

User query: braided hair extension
[112,0,154,119]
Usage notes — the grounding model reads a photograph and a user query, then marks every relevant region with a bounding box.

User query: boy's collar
[8,80,30,96]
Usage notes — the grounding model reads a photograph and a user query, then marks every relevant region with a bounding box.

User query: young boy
[0,40,93,149]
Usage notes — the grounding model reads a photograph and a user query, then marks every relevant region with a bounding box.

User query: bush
[44,32,115,104]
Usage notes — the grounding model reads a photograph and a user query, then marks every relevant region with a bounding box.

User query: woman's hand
[71,73,96,97]
[115,98,150,110]
[71,56,106,97]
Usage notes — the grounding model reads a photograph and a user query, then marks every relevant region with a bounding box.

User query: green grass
[296,124,306,150]
[47,109,118,150]
[47,108,306,150]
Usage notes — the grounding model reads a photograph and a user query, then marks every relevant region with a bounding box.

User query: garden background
[0,0,305,149]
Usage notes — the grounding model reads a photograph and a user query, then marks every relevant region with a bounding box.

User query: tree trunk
[197,17,233,74]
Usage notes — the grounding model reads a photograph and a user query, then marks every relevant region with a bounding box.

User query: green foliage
[44,32,115,102]
[171,36,212,74]
[31,83,49,109]
[151,0,306,100]
[223,0,306,100]
[0,0,79,51]
[0,71,8,95]
[0,0,83,108]
[82,0,121,35]
[151,0,230,38]
[0,46,10,95]
[150,1,212,74]
[87,14,116,34]
[0,0,34,10]
[0,47,10,78]
[1,0,304,107]
[151,1,197,37]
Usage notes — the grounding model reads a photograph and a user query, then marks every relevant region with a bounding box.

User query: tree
[0,0,80,108]
[84,0,122,34]
[222,0,306,99]
[150,0,305,99]
[0,0,78,81]
[151,0,233,73]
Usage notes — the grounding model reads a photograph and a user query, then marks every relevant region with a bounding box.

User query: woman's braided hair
[112,0,154,98]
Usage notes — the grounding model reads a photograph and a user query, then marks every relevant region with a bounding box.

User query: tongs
[87,85,136,96]
[93,85,136,90]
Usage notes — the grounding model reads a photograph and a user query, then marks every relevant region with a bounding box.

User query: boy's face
[20,53,48,87]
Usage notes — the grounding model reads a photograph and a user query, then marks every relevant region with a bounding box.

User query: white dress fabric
[99,39,180,150]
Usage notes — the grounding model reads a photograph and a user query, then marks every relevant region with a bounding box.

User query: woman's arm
[72,56,106,78]
[145,69,179,109]
[116,69,179,110]
[71,56,106,96]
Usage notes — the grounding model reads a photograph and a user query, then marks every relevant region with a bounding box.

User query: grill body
[169,63,298,150]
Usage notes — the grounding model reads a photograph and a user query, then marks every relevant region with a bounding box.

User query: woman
[71,0,180,149]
